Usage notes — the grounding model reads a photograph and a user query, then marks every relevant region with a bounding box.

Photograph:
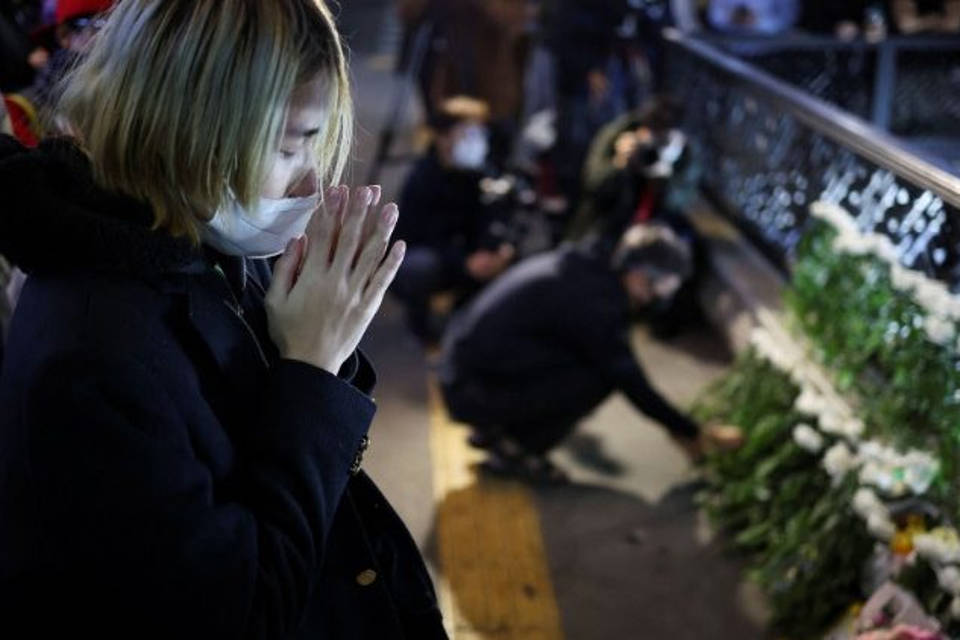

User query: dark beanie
[611,223,693,280]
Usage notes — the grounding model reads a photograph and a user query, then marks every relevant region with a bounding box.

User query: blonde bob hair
[58,0,353,241]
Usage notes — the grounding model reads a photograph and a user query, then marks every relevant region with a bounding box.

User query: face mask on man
[450,124,489,170]
[637,129,687,179]
[203,192,320,259]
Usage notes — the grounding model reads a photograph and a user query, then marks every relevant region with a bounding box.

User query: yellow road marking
[428,380,565,640]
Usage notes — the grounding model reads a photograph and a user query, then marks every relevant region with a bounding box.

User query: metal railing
[700,33,960,136]
[663,29,960,289]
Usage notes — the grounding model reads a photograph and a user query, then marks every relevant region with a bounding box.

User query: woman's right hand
[266,185,405,375]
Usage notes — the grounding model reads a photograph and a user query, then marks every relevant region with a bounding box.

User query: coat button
[356,569,377,587]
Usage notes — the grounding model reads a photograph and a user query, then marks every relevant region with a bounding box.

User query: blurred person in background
[395,0,430,69]
[799,0,872,39]
[2,93,40,146]
[0,1,50,142]
[670,0,704,32]
[0,9,35,93]
[540,0,645,204]
[568,96,707,337]
[395,0,437,121]
[393,96,515,344]
[0,0,447,636]
[439,223,742,483]
[706,0,800,34]
[402,0,534,153]
[27,0,114,120]
[890,0,960,33]
[569,95,700,243]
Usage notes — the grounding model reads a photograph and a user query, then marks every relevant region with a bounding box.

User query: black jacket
[0,136,447,639]
[397,149,491,267]
[440,242,699,439]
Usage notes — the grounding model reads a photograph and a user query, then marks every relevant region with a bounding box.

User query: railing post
[871,41,897,132]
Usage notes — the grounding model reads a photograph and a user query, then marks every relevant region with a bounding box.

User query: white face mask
[203,193,320,259]
[451,125,489,170]
[642,130,687,179]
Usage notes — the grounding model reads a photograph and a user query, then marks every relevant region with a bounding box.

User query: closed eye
[287,127,321,140]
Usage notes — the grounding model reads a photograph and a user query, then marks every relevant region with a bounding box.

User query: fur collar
[0,135,205,277]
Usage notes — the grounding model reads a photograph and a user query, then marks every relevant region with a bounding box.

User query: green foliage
[787,223,960,513]
[754,476,873,639]
[696,353,873,638]
[696,222,960,638]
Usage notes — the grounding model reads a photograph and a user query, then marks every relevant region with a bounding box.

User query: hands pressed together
[266,185,405,375]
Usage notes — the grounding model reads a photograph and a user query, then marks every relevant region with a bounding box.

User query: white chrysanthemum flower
[818,410,848,437]
[843,418,865,440]
[874,238,900,265]
[938,566,960,595]
[859,443,939,496]
[867,512,896,541]
[890,265,928,295]
[858,441,884,461]
[823,442,858,479]
[913,533,941,561]
[794,388,825,416]
[951,596,960,620]
[859,460,894,493]
[903,451,939,495]
[914,529,960,565]
[852,487,884,520]
[924,314,956,346]
[787,366,806,387]
[749,326,809,374]
[792,423,824,453]
[913,281,952,318]
[767,342,798,372]
[814,200,960,327]
[890,265,912,292]
[815,203,860,238]
[794,362,821,383]
[834,233,869,255]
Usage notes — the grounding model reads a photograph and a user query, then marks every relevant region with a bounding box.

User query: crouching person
[439,224,740,482]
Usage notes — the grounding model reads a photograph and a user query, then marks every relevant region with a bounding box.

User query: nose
[287,167,318,198]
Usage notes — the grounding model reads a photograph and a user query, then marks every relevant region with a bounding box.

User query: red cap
[56,0,114,26]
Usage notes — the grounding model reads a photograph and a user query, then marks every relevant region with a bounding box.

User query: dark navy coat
[0,136,447,638]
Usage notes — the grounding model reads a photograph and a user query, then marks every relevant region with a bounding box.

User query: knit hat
[56,0,114,26]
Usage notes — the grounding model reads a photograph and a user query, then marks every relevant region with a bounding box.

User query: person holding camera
[568,96,706,337]
[569,96,700,242]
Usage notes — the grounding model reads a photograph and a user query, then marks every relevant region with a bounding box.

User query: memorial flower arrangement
[694,203,960,638]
